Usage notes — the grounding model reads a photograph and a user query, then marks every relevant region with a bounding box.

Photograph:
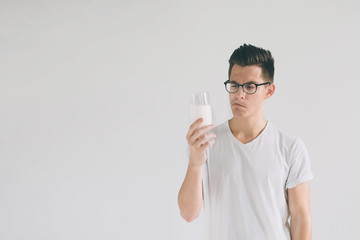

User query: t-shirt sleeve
[285,137,314,189]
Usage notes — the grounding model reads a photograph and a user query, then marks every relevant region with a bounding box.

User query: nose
[236,86,246,99]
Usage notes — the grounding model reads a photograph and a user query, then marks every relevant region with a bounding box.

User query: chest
[208,142,289,188]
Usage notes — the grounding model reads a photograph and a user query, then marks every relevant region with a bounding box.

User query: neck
[229,112,267,143]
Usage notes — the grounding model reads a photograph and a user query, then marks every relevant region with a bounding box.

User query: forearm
[290,216,312,240]
[177,161,203,222]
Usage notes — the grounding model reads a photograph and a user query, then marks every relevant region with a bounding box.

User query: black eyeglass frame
[224,80,271,95]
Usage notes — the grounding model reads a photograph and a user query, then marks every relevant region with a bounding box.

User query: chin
[231,109,247,118]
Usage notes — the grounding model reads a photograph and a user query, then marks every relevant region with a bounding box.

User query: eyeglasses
[224,80,271,94]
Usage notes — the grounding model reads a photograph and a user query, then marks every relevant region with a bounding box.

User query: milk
[189,104,212,128]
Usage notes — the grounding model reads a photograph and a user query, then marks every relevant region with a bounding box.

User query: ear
[265,83,275,99]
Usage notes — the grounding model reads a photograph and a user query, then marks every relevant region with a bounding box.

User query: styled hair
[228,44,275,82]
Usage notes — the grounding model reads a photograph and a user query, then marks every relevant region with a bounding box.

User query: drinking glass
[189,91,212,128]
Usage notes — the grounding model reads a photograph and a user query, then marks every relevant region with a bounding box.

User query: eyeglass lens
[226,82,257,94]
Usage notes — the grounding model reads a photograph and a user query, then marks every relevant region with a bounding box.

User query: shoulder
[207,120,231,153]
[268,122,299,144]
[211,120,229,137]
[268,122,307,154]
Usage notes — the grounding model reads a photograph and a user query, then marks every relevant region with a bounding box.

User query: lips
[233,103,246,108]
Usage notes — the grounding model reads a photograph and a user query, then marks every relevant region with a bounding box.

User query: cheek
[252,97,265,109]
[246,96,262,107]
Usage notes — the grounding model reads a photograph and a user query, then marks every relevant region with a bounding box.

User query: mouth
[233,103,246,108]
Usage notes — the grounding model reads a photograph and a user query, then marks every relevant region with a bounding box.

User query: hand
[186,118,216,168]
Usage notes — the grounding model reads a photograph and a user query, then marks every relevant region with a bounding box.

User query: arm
[178,118,216,223]
[288,181,312,240]
[177,162,204,222]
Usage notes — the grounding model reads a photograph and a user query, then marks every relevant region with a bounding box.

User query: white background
[1,0,360,239]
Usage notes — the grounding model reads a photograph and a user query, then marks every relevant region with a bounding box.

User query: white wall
[1,0,359,239]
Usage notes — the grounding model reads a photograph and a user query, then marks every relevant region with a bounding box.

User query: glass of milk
[189,91,212,128]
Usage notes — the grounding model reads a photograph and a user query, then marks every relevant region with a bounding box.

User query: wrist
[188,161,203,170]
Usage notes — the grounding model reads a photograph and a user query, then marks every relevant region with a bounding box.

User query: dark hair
[228,44,275,82]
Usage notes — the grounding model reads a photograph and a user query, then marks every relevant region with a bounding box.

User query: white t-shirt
[188,120,314,240]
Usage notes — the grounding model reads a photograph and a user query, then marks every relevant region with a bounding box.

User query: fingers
[186,118,216,151]
[199,138,216,151]
[186,118,204,141]
[188,118,204,134]
[190,124,215,145]
[186,119,216,165]
[194,132,216,148]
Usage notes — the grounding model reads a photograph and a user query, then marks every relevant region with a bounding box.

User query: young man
[178,44,314,240]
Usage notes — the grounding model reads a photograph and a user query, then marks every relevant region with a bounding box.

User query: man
[178,44,314,240]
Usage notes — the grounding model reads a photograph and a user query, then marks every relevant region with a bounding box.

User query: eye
[245,84,255,89]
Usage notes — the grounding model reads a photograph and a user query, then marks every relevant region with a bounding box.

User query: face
[229,64,275,119]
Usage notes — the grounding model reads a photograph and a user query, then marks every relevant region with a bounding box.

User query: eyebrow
[229,80,259,84]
